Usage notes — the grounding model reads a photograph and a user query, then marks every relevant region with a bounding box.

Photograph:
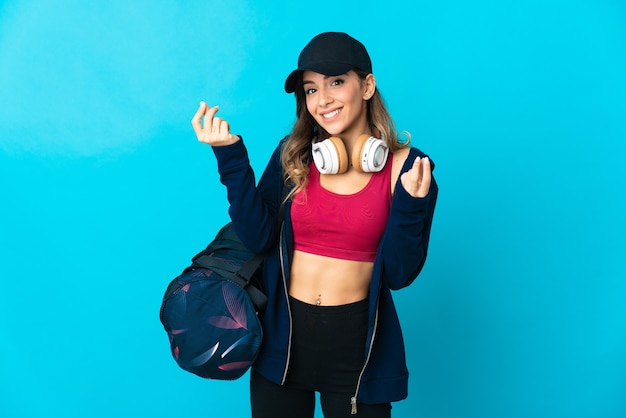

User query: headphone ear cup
[312,136,349,174]
[351,134,389,173]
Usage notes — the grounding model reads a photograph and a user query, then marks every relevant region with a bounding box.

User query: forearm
[381,176,438,290]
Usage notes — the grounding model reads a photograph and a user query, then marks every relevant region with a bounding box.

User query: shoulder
[390,147,435,193]
[390,147,415,183]
[392,146,433,172]
[392,146,411,168]
[389,147,408,195]
[264,135,290,168]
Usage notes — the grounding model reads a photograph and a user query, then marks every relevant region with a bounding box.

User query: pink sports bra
[291,155,392,262]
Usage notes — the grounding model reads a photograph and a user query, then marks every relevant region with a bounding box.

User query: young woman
[192,32,438,418]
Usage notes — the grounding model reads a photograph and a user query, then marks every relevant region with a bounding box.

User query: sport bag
[159,222,266,380]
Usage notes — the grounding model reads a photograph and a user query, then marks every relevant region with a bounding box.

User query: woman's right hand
[191,101,241,146]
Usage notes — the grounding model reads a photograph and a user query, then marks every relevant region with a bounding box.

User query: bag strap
[193,252,267,312]
[194,181,291,313]
[192,254,245,275]
[234,253,266,311]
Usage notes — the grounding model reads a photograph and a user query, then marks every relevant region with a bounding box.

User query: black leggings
[250,297,392,418]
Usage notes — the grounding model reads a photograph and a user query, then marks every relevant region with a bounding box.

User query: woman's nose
[318,88,333,107]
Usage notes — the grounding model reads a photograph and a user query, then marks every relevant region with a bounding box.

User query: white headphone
[312,134,389,174]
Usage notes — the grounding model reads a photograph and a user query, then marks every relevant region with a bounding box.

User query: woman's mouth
[321,108,341,119]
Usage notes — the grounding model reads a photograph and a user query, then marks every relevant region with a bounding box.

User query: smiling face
[302,70,376,142]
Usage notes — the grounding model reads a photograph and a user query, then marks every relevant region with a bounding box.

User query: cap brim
[284,63,355,93]
[284,69,304,93]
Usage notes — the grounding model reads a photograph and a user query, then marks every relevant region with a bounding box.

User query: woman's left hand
[400,156,432,198]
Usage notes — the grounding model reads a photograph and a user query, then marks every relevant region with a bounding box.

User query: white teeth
[322,109,340,119]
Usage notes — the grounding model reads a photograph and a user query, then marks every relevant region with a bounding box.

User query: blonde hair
[280,69,410,200]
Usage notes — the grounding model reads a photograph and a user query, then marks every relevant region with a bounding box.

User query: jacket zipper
[351,299,380,414]
[278,221,293,385]
[277,202,379,410]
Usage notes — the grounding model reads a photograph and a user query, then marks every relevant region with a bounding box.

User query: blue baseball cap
[284,32,372,93]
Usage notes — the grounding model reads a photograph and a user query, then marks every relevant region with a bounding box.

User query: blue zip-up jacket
[212,137,438,407]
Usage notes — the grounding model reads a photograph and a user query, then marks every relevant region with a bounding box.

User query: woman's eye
[305,88,317,95]
[331,78,344,86]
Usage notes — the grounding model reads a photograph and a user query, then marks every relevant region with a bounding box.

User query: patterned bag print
[160,223,265,380]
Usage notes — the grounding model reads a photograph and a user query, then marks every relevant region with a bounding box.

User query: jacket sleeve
[211,138,285,253]
[379,147,439,290]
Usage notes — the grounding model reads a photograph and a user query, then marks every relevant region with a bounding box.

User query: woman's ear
[363,73,376,100]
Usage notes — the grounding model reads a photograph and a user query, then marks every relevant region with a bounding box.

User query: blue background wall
[1,1,625,417]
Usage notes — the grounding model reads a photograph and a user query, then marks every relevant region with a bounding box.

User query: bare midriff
[289,250,373,306]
